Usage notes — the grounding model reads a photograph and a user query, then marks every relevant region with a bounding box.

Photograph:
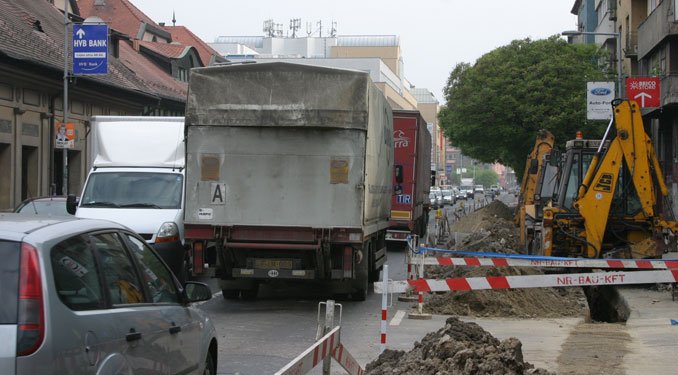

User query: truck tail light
[343,246,353,278]
[192,241,204,274]
[17,243,44,357]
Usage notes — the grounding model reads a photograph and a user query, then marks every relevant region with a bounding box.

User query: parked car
[441,189,454,206]
[14,196,72,216]
[0,213,217,374]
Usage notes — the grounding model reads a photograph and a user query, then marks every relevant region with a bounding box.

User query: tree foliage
[473,169,498,188]
[439,36,611,180]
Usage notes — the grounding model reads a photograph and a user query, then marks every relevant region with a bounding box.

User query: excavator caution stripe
[374,270,678,294]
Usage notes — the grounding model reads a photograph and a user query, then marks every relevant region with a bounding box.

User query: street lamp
[562,30,623,98]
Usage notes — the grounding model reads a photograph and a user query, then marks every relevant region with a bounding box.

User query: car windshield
[461,185,473,191]
[16,199,70,215]
[80,172,183,209]
[442,190,452,196]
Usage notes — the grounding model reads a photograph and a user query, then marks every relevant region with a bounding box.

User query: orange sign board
[55,122,75,149]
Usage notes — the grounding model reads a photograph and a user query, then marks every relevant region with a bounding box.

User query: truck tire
[352,247,369,301]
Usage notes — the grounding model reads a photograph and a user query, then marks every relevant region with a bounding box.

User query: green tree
[439,36,610,180]
[474,169,498,188]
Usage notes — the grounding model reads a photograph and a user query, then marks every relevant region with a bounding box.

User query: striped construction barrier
[374,269,678,294]
[275,320,365,375]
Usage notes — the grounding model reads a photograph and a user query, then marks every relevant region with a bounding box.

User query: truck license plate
[254,259,293,269]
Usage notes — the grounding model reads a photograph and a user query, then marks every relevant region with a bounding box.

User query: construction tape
[407,255,678,269]
[414,246,678,266]
[374,269,678,294]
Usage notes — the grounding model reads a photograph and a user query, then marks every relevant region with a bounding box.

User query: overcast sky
[131,0,578,103]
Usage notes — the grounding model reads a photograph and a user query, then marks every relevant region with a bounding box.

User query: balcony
[625,30,638,57]
[659,74,678,107]
[637,0,678,59]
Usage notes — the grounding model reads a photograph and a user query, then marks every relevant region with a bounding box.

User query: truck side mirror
[395,165,404,184]
[66,194,77,215]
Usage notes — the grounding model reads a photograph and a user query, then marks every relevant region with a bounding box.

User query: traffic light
[430,170,436,186]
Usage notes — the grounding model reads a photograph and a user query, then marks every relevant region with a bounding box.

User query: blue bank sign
[72,24,108,75]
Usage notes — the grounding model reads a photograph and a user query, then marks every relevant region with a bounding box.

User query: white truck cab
[68,116,187,279]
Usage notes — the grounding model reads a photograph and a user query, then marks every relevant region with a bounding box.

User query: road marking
[390,310,406,326]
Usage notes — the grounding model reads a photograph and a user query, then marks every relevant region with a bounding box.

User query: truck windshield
[80,172,183,209]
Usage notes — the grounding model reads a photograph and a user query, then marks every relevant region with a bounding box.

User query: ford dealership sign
[587,81,615,120]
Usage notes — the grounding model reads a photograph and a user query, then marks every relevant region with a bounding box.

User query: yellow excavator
[541,99,678,259]
[515,129,555,253]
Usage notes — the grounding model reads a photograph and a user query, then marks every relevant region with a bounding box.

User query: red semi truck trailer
[386,110,432,249]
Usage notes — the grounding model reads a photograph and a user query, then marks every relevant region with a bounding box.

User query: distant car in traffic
[441,189,454,206]
[14,196,72,216]
[489,185,501,196]
[460,185,474,199]
[429,192,441,209]
[474,185,485,195]
[0,214,217,375]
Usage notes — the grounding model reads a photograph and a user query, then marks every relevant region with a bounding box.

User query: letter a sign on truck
[626,77,660,108]
[73,24,108,75]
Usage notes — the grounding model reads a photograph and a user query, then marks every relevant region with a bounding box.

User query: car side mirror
[185,281,212,303]
[66,194,77,215]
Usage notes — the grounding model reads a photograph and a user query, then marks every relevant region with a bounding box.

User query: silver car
[0,214,217,374]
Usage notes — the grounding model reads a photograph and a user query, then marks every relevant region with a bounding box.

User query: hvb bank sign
[73,24,108,75]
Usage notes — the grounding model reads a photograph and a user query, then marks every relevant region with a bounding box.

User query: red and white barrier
[333,343,365,375]
[275,325,366,375]
[375,269,678,294]
[413,256,678,269]
[275,326,341,375]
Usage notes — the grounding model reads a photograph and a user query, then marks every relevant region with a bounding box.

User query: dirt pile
[425,200,587,317]
[365,317,553,375]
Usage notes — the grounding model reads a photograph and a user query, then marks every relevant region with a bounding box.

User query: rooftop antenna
[172,10,176,26]
[275,23,283,37]
[290,18,301,38]
[317,20,322,38]
[263,19,275,37]
[306,22,312,36]
[330,21,337,37]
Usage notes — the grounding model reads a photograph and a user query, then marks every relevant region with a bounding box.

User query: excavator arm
[574,100,669,258]
[515,130,555,247]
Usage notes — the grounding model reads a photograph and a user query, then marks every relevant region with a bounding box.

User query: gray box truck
[184,62,393,300]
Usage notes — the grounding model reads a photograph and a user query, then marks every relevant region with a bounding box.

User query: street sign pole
[62,6,69,195]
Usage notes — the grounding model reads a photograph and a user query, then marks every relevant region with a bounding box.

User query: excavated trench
[366,201,633,374]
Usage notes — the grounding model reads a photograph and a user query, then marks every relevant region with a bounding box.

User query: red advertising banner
[626,77,660,108]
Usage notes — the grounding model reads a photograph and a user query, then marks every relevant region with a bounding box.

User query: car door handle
[169,325,182,335]
[126,329,142,342]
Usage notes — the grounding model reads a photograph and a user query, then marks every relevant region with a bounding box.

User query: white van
[68,116,187,279]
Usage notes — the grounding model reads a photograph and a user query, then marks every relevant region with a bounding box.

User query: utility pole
[62,3,69,195]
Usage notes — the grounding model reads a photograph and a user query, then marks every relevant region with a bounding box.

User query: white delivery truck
[67,116,187,280]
